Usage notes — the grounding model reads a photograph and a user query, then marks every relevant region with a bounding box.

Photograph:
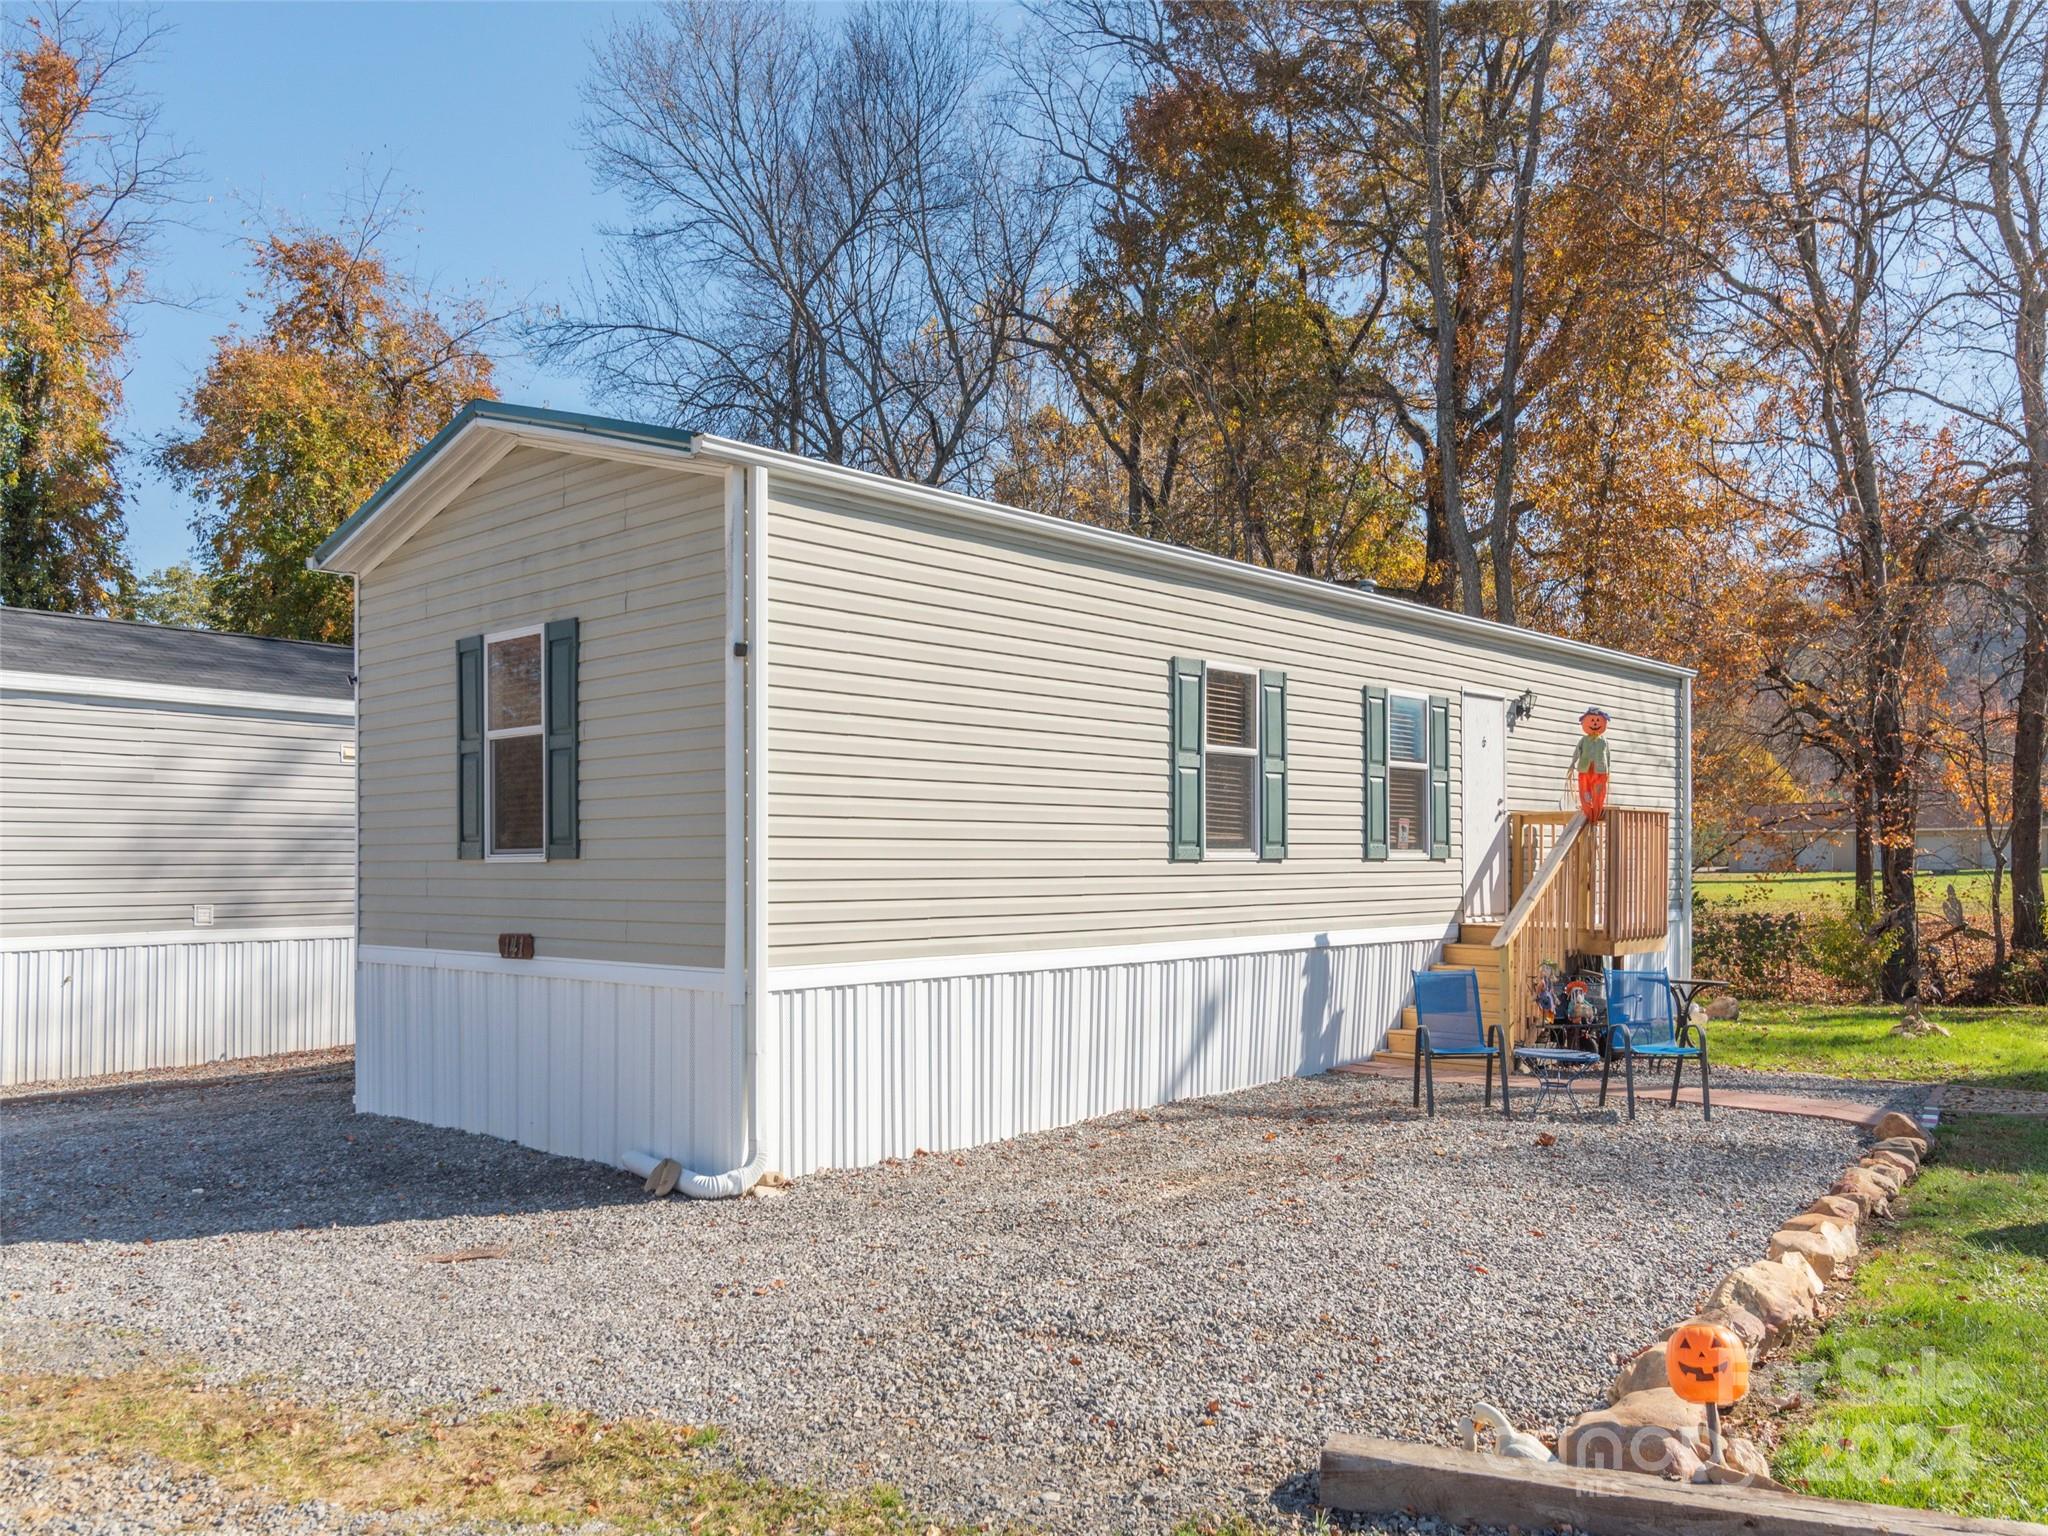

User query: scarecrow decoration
[1571,706,1611,823]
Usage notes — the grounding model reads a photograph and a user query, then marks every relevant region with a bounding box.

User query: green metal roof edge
[311,401,697,569]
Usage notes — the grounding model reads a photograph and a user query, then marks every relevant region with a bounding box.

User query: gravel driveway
[1,1060,1860,1534]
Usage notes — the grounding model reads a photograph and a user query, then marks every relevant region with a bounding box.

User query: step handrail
[1489,811,1587,950]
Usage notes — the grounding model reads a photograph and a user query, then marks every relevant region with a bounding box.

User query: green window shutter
[1363,684,1388,860]
[1428,692,1452,861]
[1169,656,1206,862]
[1258,669,1288,860]
[544,617,580,861]
[456,635,483,859]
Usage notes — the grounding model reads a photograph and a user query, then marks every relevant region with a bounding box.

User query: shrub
[1806,902,1899,998]
[1693,889,1806,992]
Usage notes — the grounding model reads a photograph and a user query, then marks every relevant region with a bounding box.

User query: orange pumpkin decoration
[1665,1321,1750,1406]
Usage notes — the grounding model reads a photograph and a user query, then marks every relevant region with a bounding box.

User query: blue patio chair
[1410,968,1512,1118]
[1600,967,1711,1122]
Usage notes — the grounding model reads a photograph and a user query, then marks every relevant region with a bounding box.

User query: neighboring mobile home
[312,402,1693,1182]
[0,610,355,1086]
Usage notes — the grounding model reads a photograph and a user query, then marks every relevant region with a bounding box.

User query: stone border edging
[1319,1432,2048,1536]
[1556,1109,1932,1484]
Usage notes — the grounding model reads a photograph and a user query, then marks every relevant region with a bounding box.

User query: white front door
[1462,692,1509,919]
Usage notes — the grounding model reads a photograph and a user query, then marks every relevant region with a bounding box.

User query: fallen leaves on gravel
[418,1246,509,1265]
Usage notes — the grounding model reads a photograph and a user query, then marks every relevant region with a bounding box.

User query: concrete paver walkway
[1335,1058,1889,1126]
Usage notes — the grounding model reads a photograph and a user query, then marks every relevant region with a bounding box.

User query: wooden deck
[1375,806,1673,1068]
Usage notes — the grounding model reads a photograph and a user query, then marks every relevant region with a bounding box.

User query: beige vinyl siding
[765,481,1684,966]
[0,693,353,937]
[356,446,726,967]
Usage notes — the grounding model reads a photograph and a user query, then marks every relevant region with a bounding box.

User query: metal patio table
[1511,1045,1604,1117]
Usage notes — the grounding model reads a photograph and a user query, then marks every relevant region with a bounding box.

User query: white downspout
[1679,673,1695,974]
[622,459,770,1199]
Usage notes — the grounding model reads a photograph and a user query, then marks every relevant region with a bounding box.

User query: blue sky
[119,3,635,574]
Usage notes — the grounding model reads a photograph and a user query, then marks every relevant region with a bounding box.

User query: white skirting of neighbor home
[354,947,744,1173]
[757,926,1451,1178]
[0,928,355,1088]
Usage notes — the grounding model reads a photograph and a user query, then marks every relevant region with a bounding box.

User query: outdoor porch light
[1509,689,1537,726]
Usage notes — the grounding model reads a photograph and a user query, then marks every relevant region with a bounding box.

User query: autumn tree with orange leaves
[162,194,499,643]
[0,6,177,613]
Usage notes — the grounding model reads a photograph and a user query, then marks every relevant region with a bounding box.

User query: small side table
[1669,977,1730,1020]
[1512,1046,1603,1117]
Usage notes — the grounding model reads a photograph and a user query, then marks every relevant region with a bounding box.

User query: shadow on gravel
[1165,1084,1628,1130]
[0,1067,642,1246]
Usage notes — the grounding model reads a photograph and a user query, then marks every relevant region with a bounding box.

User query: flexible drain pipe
[621,1144,768,1201]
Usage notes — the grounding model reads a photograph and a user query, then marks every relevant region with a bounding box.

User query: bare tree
[1692,0,1974,999]
[1007,0,1191,541]
[1938,0,2048,950]
[537,0,1055,490]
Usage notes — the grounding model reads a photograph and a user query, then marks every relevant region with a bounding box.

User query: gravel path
[0,1048,353,1107]
[2,1063,1862,1534]
[0,1452,406,1536]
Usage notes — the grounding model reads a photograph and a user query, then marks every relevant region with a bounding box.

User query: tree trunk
[1487,1,1564,628]
[1420,0,1483,617]
[1874,783,1921,1002]
[1853,775,1875,915]
[1870,626,1921,1000]
[2014,539,2047,951]
[1418,466,1456,608]
[1991,851,2008,970]
[1957,0,2046,950]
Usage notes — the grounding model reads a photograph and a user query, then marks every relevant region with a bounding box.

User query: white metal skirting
[355,954,743,1173]
[1,931,355,1087]
[758,933,1444,1177]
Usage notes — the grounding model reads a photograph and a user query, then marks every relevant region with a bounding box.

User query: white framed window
[484,625,546,860]
[1204,665,1259,855]
[1385,689,1431,855]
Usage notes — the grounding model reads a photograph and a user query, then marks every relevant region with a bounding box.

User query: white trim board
[1,925,354,954]
[765,922,1458,992]
[0,670,355,719]
[359,944,732,997]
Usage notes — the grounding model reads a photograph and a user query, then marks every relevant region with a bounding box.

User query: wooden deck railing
[1603,807,1671,946]
[1489,807,1672,1047]
[1491,813,1586,1050]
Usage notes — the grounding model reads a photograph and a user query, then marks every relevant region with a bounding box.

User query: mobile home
[313,402,1691,1182]
[0,610,355,1085]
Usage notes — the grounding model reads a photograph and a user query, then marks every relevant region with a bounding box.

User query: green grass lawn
[1708,1005,2048,1091]
[1695,869,2038,925]
[1770,1114,2048,1521]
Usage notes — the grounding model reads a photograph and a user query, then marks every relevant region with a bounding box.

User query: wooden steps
[1377,922,1504,1065]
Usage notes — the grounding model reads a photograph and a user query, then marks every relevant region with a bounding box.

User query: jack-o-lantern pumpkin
[1665,1321,1750,1406]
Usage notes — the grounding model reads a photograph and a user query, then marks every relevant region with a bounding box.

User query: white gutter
[1679,673,1695,971]
[0,669,355,718]
[621,461,771,1199]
